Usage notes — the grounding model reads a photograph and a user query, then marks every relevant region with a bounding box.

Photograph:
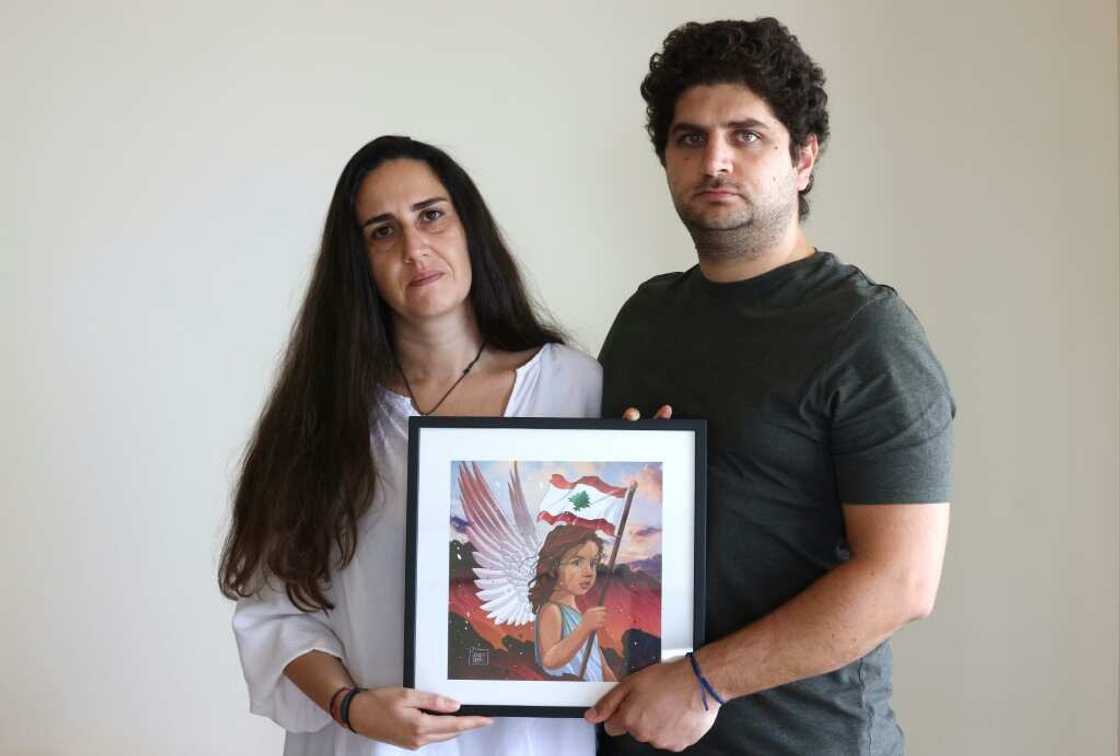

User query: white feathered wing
[458,461,541,626]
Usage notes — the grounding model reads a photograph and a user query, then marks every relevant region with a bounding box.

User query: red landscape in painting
[448,540,662,681]
[446,460,663,682]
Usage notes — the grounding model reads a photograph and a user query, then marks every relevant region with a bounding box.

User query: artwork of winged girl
[448,460,663,683]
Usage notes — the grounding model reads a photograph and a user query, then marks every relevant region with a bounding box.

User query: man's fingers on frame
[623,405,672,421]
[590,684,628,721]
[603,718,627,737]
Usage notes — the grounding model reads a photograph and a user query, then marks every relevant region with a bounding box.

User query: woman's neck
[392,308,483,382]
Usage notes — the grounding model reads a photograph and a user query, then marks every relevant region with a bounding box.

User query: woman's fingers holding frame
[400,711,494,750]
[350,687,492,748]
[418,712,495,735]
[404,688,461,713]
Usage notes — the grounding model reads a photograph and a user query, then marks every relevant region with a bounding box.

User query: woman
[530,526,616,682]
[220,136,600,754]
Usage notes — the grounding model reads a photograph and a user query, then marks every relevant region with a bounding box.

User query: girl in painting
[530,526,617,682]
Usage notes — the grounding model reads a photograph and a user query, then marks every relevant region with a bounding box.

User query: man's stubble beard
[674,187,799,263]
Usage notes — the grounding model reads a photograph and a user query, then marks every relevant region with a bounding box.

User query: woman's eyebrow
[359,196,449,229]
[411,196,447,211]
[360,212,391,229]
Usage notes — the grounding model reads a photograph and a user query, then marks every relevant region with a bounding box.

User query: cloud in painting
[630,463,663,506]
[617,520,662,564]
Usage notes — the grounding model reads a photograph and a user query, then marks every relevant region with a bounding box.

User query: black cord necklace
[398,341,487,416]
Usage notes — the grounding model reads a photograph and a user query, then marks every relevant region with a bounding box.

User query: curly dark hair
[641,18,830,219]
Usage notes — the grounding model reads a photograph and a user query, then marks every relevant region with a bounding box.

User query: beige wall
[1,1,1116,754]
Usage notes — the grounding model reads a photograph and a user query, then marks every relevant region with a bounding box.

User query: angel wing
[458,461,541,626]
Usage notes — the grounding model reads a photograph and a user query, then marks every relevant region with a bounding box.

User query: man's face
[664,83,814,245]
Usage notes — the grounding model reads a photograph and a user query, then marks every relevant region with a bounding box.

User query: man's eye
[737,130,760,144]
[678,133,703,147]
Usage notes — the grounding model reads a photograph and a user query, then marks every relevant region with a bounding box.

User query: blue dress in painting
[534,602,603,681]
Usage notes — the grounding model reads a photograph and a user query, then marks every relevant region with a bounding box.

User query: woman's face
[556,541,601,597]
[354,158,472,324]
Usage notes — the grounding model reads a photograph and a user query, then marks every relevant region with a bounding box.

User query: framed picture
[404,417,707,717]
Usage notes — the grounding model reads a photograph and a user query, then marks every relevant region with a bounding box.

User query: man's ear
[794,134,820,191]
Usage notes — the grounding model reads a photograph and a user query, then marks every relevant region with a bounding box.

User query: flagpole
[577,481,638,681]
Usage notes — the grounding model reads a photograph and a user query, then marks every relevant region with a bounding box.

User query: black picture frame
[404,416,707,718]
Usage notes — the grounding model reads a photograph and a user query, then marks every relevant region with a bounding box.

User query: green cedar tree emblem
[568,490,591,511]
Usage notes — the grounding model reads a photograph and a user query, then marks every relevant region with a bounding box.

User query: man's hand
[584,657,719,752]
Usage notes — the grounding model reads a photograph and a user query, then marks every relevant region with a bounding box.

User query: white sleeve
[545,344,603,418]
[232,585,346,733]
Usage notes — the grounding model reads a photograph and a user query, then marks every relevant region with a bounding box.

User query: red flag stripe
[537,511,617,536]
[548,474,628,498]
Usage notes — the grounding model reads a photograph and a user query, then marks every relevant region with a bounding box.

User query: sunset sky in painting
[450,460,663,565]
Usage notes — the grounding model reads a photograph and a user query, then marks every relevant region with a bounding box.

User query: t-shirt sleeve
[822,294,956,504]
[232,583,345,732]
[598,292,647,419]
[597,321,620,418]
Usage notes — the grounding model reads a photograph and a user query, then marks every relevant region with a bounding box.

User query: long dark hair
[219,136,564,611]
[528,526,603,613]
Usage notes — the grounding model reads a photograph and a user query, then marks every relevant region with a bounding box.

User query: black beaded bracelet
[686,652,726,711]
[339,687,367,732]
[327,686,349,723]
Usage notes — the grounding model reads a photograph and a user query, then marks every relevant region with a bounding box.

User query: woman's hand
[577,605,608,637]
[348,687,493,750]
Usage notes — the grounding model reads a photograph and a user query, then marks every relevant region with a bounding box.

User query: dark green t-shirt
[598,251,955,756]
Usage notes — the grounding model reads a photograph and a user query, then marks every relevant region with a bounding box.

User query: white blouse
[233,344,602,756]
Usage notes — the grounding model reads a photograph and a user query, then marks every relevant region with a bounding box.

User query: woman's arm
[235,590,492,745]
[283,650,493,748]
[282,650,353,713]
[232,590,348,732]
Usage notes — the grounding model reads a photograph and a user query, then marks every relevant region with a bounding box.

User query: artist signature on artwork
[468,647,490,666]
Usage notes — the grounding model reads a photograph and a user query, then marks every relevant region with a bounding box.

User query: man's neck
[695,225,814,284]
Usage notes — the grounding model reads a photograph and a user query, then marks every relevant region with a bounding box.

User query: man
[586,18,955,755]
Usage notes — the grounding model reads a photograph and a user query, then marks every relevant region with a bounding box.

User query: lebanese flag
[537,474,628,536]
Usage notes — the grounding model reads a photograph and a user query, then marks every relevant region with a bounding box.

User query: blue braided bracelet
[686,652,726,711]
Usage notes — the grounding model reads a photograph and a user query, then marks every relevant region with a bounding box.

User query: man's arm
[587,501,950,749]
[695,501,949,698]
